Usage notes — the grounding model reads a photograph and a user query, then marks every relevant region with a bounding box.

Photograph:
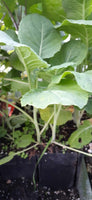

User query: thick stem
[52,105,61,142]
[33,107,40,143]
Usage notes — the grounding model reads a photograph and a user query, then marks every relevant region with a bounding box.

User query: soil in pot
[0,177,80,200]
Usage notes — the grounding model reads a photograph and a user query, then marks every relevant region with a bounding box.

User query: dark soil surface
[0,177,80,200]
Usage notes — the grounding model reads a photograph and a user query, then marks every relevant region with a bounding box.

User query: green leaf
[0,152,15,165]
[62,0,92,20]
[5,30,19,42]
[68,120,92,148]
[52,70,92,93]
[85,97,92,115]
[77,158,92,200]
[0,127,7,138]
[0,31,49,71]
[0,31,19,46]
[15,46,49,76]
[59,19,92,47]
[48,62,75,72]
[42,0,66,22]
[15,134,33,148]
[9,114,28,128]
[39,106,72,125]
[18,0,41,13]
[10,52,24,71]
[0,0,16,12]
[50,40,87,66]
[5,77,29,95]
[18,14,62,58]
[15,46,49,72]
[21,79,88,109]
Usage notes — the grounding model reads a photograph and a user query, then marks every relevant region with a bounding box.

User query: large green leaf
[0,31,49,71]
[50,40,87,66]
[18,14,62,58]
[68,120,92,148]
[21,79,88,109]
[15,46,50,72]
[39,106,72,125]
[59,19,92,47]
[62,0,92,20]
[51,70,92,93]
[42,0,66,22]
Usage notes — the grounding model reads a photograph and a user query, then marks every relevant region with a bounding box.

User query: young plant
[0,0,92,166]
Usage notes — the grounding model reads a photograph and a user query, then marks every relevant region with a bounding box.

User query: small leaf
[10,114,28,128]
[0,127,7,138]
[15,134,33,148]
[68,120,92,148]
[0,152,15,165]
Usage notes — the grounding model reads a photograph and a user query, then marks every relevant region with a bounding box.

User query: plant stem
[1,0,18,30]
[53,141,92,157]
[15,143,39,155]
[52,105,61,142]
[40,112,54,136]
[73,107,81,128]
[33,107,40,143]
[0,98,34,124]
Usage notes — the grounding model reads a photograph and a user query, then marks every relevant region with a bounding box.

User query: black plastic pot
[0,152,81,191]
[38,152,80,190]
[0,155,37,180]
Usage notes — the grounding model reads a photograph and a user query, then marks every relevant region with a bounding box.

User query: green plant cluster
[0,0,92,164]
